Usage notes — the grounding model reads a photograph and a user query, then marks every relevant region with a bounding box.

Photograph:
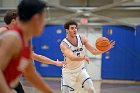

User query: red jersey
[2,27,31,88]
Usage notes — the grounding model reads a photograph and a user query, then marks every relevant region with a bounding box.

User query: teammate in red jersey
[0,10,17,32]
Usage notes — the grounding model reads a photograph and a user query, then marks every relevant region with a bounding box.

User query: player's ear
[66,29,68,34]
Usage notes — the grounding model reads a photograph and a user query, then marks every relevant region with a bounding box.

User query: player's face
[11,18,17,27]
[68,25,78,37]
[32,11,46,36]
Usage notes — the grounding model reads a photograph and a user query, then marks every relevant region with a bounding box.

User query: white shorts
[61,67,90,93]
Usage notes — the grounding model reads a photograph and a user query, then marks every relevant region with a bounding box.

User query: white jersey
[62,35,85,70]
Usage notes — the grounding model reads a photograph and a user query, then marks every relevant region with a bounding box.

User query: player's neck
[67,35,76,42]
[18,22,33,43]
[7,24,14,29]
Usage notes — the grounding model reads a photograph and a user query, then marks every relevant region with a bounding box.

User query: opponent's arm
[32,52,64,66]
[23,60,53,93]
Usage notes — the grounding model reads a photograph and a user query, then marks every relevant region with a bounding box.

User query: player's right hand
[84,56,90,63]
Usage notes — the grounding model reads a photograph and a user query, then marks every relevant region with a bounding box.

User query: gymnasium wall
[102,25,140,80]
[134,25,140,81]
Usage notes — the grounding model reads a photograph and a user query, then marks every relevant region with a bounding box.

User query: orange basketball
[96,37,110,51]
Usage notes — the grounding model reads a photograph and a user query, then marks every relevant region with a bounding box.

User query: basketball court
[22,79,140,93]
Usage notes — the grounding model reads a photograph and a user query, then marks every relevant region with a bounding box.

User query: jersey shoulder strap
[62,38,72,48]
[76,35,83,46]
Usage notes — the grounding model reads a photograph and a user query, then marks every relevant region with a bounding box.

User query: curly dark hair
[64,20,78,30]
[4,10,17,25]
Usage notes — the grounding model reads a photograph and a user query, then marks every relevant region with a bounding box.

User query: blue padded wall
[102,25,135,80]
[32,25,66,77]
[134,25,140,80]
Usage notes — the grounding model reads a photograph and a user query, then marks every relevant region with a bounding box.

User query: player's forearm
[38,56,57,65]
[91,50,103,55]
[32,53,44,62]
[24,71,53,93]
[0,70,11,93]
[23,61,53,93]
[85,43,104,55]
[71,56,85,61]
[32,53,57,65]
[68,54,85,61]
[88,46,110,55]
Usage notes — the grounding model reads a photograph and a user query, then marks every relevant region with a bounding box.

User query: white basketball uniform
[61,35,95,93]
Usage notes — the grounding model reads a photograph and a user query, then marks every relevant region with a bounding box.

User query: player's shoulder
[0,29,22,45]
[61,38,67,45]
[77,34,85,38]
[60,38,69,48]
[0,26,8,32]
[3,31,21,44]
[76,34,84,39]
[1,32,22,54]
[5,30,21,38]
[77,35,87,45]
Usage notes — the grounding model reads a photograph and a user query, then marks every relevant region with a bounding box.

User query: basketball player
[0,0,54,93]
[0,10,17,32]
[60,20,115,93]
[0,10,64,93]
[0,10,26,93]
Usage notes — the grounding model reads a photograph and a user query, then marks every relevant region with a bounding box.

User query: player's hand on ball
[103,40,115,52]
[84,56,90,63]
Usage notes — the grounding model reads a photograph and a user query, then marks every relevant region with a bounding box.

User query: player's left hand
[109,40,115,49]
[100,40,115,53]
[84,56,90,64]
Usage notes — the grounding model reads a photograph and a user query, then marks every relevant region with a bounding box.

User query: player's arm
[60,42,89,62]
[0,35,21,93]
[82,36,103,55]
[32,52,64,66]
[82,36,114,55]
[23,60,53,93]
[0,27,7,32]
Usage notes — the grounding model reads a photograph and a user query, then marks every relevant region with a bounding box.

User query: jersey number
[77,53,80,57]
